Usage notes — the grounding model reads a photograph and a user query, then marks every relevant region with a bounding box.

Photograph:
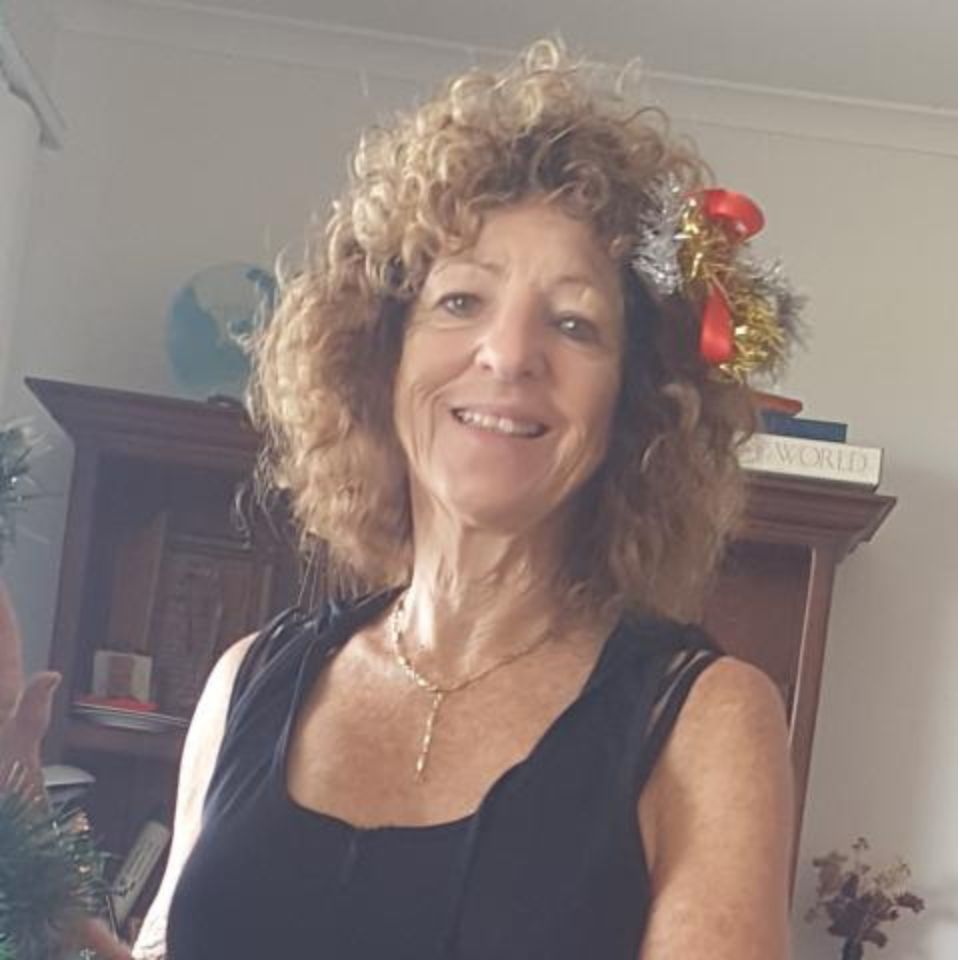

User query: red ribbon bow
[696,189,765,366]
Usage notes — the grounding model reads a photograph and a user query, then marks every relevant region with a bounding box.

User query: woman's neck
[394,506,589,677]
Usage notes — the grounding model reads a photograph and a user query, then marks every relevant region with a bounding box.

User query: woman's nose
[474,298,547,381]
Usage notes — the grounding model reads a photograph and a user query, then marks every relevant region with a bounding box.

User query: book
[760,411,848,443]
[749,390,804,416]
[739,433,882,489]
[42,763,95,812]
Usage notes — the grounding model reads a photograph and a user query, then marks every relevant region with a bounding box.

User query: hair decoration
[631,176,805,383]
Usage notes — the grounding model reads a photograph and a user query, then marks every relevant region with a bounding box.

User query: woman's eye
[555,315,599,342]
[438,292,480,316]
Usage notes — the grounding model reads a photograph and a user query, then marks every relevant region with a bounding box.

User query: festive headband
[631,176,804,384]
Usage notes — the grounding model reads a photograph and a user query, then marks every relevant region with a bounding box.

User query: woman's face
[393,200,626,534]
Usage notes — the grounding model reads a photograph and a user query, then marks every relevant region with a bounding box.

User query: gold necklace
[390,593,556,782]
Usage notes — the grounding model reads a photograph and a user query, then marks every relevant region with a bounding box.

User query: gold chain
[390,592,556,782]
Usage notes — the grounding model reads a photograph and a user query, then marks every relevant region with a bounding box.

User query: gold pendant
[415,691,445,781]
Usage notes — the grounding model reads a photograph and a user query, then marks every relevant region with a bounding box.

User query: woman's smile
[442,401,555,478]
[450,406,549,439]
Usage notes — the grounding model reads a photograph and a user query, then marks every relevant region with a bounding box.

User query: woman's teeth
[452,408,546,438]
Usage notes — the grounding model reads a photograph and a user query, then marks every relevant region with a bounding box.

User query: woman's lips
[451,407,548,439]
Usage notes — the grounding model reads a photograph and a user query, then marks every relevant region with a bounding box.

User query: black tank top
[167,587,723,959]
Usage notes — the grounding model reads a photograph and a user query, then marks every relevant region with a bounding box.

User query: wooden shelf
[741,471,895,555]
[64,718,185,762]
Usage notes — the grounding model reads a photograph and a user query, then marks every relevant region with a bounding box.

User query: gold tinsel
[721,284,787,383]
[674,195,792,383]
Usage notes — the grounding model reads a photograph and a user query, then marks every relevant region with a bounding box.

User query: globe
[166,262,277,400]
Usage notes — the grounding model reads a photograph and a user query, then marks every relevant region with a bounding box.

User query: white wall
[0,0,61,404]
[0,84,40,403]
[1,3,955,956]
[1,0,60,82]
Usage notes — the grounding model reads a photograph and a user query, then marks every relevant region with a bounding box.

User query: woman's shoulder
[616,612,724,678]
[227,590,395,715]
[643,647,791,824]
[619,611,784,738]
[668,654,788,747]
[227,603,334,716]
[614,614,788,777]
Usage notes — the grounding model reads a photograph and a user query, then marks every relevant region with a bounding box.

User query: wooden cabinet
[29,377,894,912]
[702,480,894,886]
[29,379,306,863]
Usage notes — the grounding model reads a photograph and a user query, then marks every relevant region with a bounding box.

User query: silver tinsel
[630,174,687,296]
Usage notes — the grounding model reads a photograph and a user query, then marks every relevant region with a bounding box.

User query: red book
[749,390,803,416]
[75,695,159,713]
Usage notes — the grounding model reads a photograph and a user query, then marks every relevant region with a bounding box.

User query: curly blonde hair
[248,39,758,624]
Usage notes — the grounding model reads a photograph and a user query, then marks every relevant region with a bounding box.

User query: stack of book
[739,392,883,491]
[42,763,96,812]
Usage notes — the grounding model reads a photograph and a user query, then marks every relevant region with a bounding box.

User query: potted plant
[805,837,926,958]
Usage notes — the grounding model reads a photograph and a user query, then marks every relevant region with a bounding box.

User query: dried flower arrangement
[805,837,926,959]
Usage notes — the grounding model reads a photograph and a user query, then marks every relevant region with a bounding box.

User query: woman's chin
[441,489,550,534]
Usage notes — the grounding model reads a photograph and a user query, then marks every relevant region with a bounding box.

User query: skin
[140,199,793,955]
[390,199,627,676]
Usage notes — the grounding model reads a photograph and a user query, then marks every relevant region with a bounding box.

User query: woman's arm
[639,657,795,960]
[132,632,258,959]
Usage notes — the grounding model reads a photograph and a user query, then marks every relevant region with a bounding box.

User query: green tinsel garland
[0,787,108,957]
[0,768,109,960]
[2,421,110,954]
[0,422,42,569]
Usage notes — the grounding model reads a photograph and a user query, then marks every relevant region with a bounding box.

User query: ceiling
[166,0,955,110]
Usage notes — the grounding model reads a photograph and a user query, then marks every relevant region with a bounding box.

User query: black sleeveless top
[167,588,723,959]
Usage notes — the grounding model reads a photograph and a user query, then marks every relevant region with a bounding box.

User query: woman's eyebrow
[430,258,503,280]
[427,261,618,309]
[551,273,604,292]
[551,274,621,309]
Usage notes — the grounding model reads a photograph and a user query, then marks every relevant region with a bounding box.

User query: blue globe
[167,262,277,400]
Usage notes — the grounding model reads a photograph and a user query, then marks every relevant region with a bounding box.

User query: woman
[8,39,793,959]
